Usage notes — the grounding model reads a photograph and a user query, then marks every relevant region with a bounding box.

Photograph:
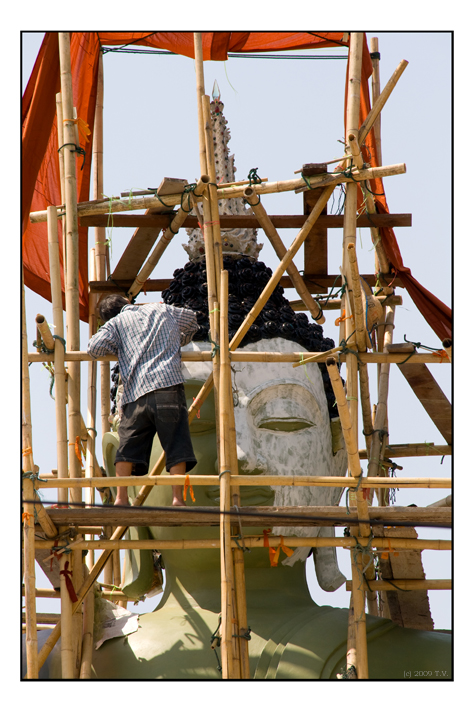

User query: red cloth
[22,32,451,339]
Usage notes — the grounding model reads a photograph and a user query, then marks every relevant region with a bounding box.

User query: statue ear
[312,527,346,592]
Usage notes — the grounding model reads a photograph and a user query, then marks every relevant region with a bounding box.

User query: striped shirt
[87,303,199,405]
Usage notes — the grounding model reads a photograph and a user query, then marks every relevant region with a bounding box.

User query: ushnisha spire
[184,82,263,262]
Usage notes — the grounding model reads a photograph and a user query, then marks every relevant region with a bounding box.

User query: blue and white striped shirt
[87,303,199,406]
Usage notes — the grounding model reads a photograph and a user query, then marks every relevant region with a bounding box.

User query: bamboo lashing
[28,162,406,224]
[127,175,209,301]
[243,185,325,324]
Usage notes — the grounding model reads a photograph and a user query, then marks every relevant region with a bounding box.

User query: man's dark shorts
[114,383,197,475]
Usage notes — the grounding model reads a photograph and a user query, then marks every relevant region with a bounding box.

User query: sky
[20,30,453,656]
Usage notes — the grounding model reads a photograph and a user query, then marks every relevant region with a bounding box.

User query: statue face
[182,337,346,510]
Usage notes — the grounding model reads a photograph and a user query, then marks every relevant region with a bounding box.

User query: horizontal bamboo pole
[359,443,452,459]
[28,350,451,365]
[288,294,402,312]
[345,579,451,592]
[29,163,406,224]
[31,475,452,490]
[34,536,451,551]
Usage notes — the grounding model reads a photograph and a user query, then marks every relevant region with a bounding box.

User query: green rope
[345,471,363,514]
[247,168,262,185]
[57,143,86,170]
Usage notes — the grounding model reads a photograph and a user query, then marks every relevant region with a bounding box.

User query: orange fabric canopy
[22,32,451,340]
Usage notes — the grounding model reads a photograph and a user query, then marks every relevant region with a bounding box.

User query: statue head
[104,256,347,594]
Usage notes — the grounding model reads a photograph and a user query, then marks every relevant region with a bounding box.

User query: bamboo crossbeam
[34,474,452,490]
[243,185,325,324]
[29,349,451,365]
[126,175,209,300]
[345,579,451,592]
[358,59,409,148]
[289,294,402,312]
[359,443,452,459]
[28,162,406,224]
[35,536,452,552]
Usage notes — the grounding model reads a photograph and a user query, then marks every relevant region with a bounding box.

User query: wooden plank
[110,207,175,281]
[90,272,403,294]
[44,505,451,529]
[80,213,412,230]
[397,363,452,444]
[303,164,328,277]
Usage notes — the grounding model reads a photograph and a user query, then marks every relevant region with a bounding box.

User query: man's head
[98,294,130,322]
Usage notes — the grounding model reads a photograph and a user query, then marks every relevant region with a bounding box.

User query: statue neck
[158,555,316,613]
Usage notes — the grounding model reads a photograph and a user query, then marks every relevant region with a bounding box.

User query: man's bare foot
[114,496,129,507]
[172,496,186,507]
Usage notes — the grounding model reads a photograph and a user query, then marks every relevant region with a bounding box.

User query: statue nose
[214,447,268,475]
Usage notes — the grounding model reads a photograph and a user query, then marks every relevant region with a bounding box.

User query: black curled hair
[161,255,342,419]
[98,294,130,323]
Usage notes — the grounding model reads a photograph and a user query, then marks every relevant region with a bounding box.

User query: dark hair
[161,255,341,418]
[98,294,129,322]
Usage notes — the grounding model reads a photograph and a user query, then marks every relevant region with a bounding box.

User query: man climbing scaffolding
[87,294,199,506]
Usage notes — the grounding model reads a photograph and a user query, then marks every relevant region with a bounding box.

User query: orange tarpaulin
[22,32,451,340]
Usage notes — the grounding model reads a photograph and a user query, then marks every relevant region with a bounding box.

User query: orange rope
[183,475,195,503]
[335,309,354,327]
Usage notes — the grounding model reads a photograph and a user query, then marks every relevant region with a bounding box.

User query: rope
[345,472,363,514]
[210,617,223,673]
[247,167,262,185]
[232,505,251,553]
[57,142,86,170]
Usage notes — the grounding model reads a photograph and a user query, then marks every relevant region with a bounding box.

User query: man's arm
[170,306,199,347]
[87,323,118,358]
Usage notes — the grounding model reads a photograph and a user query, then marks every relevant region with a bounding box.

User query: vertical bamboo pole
[194,35,222,463]
[58,31,83,676]
[79,564,95,678]
[59,554,75,678]
[219,271,240,679]
[369,37,382,166]
[47,206,69,505]
[21,269,38,679]
[86,247,97,571]
[56,92,67,265]
[342,32,369,679]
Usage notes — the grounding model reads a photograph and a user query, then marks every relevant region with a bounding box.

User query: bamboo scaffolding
[289,294,402,312]
[28,162,406,224]
[55,92,66,261]
[126,176,209,301]
[243,185,325,324]
[22,269,39,680]
[30,349,450,365]
[35,536,451,552]
[86,247,98,539]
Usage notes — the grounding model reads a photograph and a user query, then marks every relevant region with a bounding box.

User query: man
[87,294,199,507]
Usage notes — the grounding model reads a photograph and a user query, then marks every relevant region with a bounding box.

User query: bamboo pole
[218,270,240,679]
[59,553,75,678]
[358,59,409,148]
[47,206,69,505]
[346,579,452,592]
[55,92,67,265]
[126,176,209,301]
[243,185,325,324]
[79,564,95,678]
[29,163,406,224]
[30,474,453,490]
[368,305,395,481]
[34,348,449,365]
[86,247,97,531]
[35,315,55,351]
[58,31,83,673]
[36,536,451,552]
[22,270,39,680]
[369,38,382,167]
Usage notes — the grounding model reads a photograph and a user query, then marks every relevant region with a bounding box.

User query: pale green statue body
[91,338,451,680]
